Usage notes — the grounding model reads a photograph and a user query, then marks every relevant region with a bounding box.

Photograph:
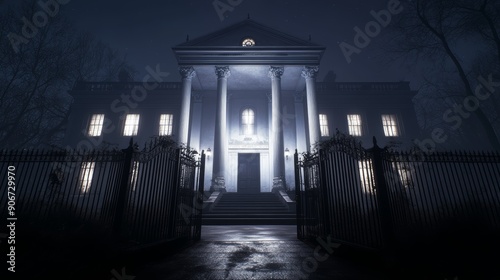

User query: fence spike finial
[129,137,134,148]
[373,136,378,147]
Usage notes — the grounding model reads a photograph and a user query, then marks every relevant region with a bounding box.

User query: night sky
[60,0,421,84]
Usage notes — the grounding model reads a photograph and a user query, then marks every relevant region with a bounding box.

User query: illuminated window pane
[241,109,255,135]
[80,162,95,193]
[88,114,105,136]
[159,114,173,136]
[123,114,140,136]
[319,114,329,137]
[394,162,412,188]
[347,114,362,136]
[359,160,375,194]
[130,161,139,191]
[382,114,399,137]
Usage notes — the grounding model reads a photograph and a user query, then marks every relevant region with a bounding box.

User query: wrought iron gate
[295,134,500,251]
[0,137,206,246]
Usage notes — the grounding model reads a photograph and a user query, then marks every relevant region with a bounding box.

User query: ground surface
[131,225,384,280]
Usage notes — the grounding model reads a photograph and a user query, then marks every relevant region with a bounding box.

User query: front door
[237,153,260,193]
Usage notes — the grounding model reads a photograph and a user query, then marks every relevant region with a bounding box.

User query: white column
[302,66,320,150]
[294,91,307,153]
[178,66,196,146]
[212,66,230,191]
[269,66,285,189]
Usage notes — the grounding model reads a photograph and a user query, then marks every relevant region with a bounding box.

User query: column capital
[215,66,231,79]
[301,66,319,80]
[179,66,196,80]
[268,66,284,79]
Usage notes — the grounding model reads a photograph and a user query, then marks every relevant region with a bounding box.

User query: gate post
[318,149,331,238]
[294,149,303,239]
[193,150,206,240]
[370,137,395,251]
[198,150,206,200]
[113,138,135,236]
[168,148,182,238]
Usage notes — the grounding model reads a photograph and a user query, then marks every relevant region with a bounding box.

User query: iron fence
[0,137,205,245]
[295,134,500,251]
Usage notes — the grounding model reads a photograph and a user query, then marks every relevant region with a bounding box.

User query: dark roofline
[317,82,412,91]
[72,81,182,92]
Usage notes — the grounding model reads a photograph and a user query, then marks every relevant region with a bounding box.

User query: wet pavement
[132,225,384,280]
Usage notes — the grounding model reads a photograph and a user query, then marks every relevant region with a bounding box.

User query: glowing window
[241,109,255,135]
[319,114,329,137]
[394,162,412,188]
[382,114,399,137]
[130,161,139,191]
[242,38,255,47]
[359,160,375,194]
[123,114,140,136]
[159,114,173,136]
[80,162,95,193]
[88,114,105,136]
[347,114,362,136]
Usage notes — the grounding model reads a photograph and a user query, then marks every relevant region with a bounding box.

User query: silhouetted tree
[118,68,133,82]
[385,0,500,150]
[0,1,135,149]
[323,71,337,83]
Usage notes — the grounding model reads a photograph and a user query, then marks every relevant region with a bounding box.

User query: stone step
[202,217,296,225]
[203,192,295,225]
[202,213,295,218]
[208,211,290,214]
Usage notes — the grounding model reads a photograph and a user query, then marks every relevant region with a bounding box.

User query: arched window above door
[241,108,255,135]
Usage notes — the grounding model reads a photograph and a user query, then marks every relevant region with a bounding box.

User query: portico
[172,19,325,192]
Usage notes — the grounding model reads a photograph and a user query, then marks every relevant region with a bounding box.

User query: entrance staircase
[202,192,296,225]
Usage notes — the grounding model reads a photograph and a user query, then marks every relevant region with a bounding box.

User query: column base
[210,176,226,192]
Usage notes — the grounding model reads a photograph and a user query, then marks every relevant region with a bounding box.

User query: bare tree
[385,0,500,150]
[0,1,134,149]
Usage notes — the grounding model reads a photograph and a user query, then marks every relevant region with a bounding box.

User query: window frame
[123,114,140,136]
[347,114,363,136]
[358,159,375,194]
[319,114,330,137]
[159,114,174,136]
[381,114,400,137]
[79,162,95,194]
[240,108,256,136]
[87,114,105,137]
[130,161,139,191]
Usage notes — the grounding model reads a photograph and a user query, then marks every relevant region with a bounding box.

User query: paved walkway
[132,226,384,280]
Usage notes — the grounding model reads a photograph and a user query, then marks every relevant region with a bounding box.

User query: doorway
[237,153,260,193]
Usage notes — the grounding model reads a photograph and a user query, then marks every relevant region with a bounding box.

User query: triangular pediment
[177,19,319,47]
[173,19,325,66]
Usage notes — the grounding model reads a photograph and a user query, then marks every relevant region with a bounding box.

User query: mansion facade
[64,19,419,192]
